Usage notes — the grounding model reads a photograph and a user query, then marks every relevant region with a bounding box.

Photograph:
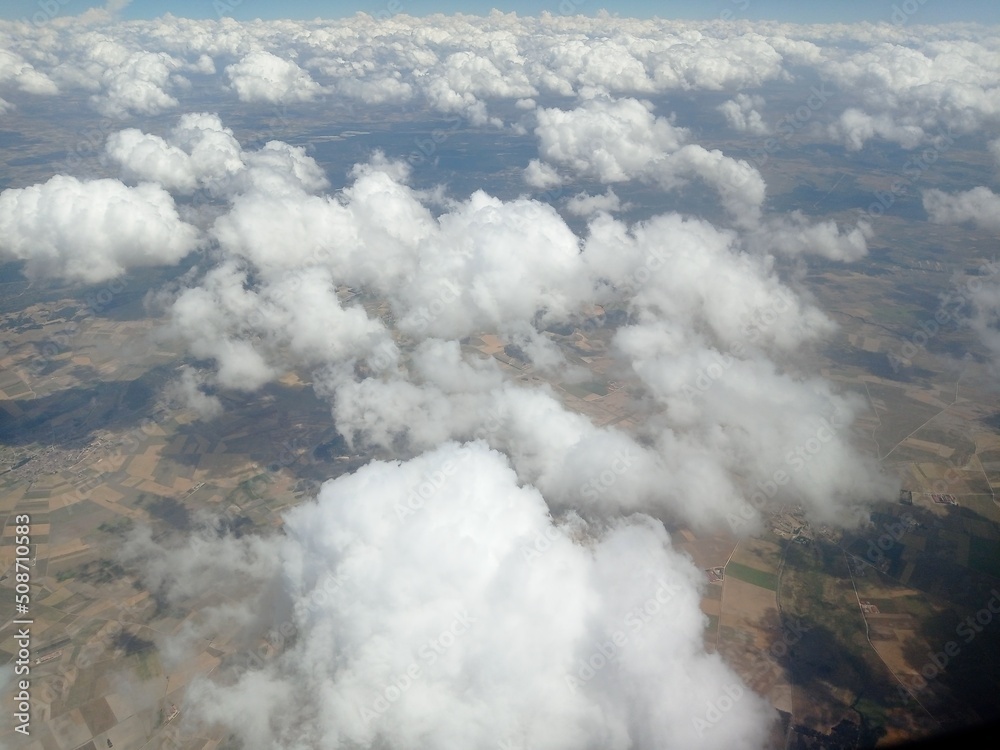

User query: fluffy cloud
[750,214,872,262]
[718,93,769,135]
[565,188,623,217]
[4,12,1000,148]
[203,156,589,342]
[534,98,688,183]
[44,31,185,117]
[819,39,1000,148]
[309,194,892,529]
[121,120,892,533]
[163,366,223,420]
[226,51,324,104]
[170,441,774,750]
[1,11,992,749]
[0,175,199,282]
[163,261,391,391]
[828,108,925,151]
[922,186,1000,232]
[531,98,770,224]
[0,48,58,95]
[106,112,328,198]
[92,49,181,117]
[530,96,871,258]
[106,113,243,194]
[523,158,563,189]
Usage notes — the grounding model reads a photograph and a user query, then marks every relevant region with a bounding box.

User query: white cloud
[48,33,185,117]
[4,13,1000,146]
[718,93,770,135]
[524,158,563,189]
[819,38,1000,147]
[106,113,328,198]
[94,49,181,117]
[163,261,391,391]
[0,175,199,283]
[565,188,623,217]
[0,49,58,95]
[828,108,925,151]
[750,213,873,262]
[129,123,893,534]
[531,99,769,226]
[106,127,201,193]
[163,366,223,420]
[530,97,868,257]
[2,14,959,737]
[226,51,324,104]
[170,441,775,750]
[534,98,688,183]
[923,186,1000,232]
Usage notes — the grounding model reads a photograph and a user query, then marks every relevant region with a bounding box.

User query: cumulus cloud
[750,213,873,262]
[171,441,774,750]
[534,98,688,183]
[530,98,770,225]
[565,188,623,217]
[163,366,223,420]
[93,50,181,117]
[4,12,999,146]
[828,108,925,151]
[818,38,1000,148]
[0,13,957,741]
[226,51,324,104]
[718,93,769,135]
[122,120,891,536]
[0,49,58,95]
[46,32,185,117]
[526,99,766,225]
[529,97,869,257]
[162,261,391,391]
[524,158,563,189]
[106,112,242,193]
[305,195,892,529]
[0,175,199,283]
[923,186,1000,232]
[200,155,589,343]
[106,112,328,198]
[16,121,892,750]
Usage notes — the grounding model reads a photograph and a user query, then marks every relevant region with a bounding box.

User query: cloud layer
[9,11,997,749]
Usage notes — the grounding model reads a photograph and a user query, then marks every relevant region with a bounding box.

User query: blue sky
[2,0,999,24]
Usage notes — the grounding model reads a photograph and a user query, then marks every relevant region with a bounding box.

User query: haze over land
[1,3,999,749]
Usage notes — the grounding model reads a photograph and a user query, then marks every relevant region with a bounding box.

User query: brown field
[869,634,924,680]
[730,536,783,574]
[720,577,780,639]
[676,529,738,570]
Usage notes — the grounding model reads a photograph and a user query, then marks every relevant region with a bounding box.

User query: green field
[560,381,608,399]
[726,561,779,590]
